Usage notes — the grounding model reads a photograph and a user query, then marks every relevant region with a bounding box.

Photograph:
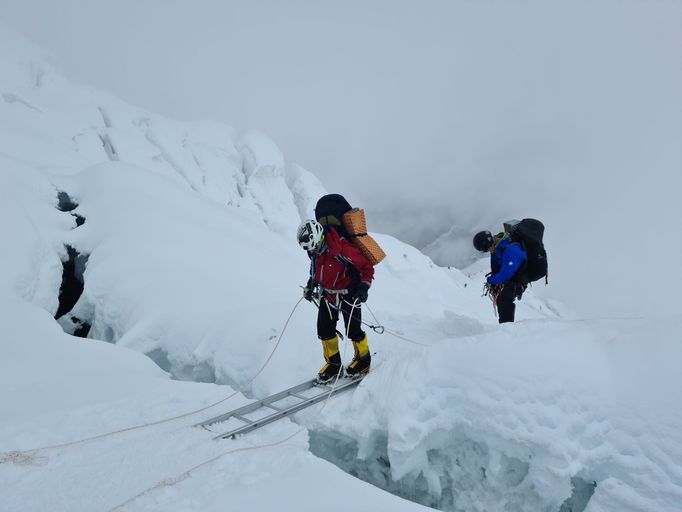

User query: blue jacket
[487,236,527,285]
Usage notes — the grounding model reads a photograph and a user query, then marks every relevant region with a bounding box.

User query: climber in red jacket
[297,218,374,382]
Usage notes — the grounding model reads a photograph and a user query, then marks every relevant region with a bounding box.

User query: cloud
[3,0,681,317]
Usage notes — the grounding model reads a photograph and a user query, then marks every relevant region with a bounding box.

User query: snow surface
[1,24,681,512]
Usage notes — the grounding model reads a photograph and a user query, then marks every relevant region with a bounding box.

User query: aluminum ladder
[197,376,364,440]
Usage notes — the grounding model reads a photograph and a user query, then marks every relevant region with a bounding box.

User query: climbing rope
[310,296,384,335]
[365,303,429,347]
[483,282,501,317]
[1,297,306,459]
[308,293,429,347]
[108,299,361,511]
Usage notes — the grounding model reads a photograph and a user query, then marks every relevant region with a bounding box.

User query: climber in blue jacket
[474,230,527,323]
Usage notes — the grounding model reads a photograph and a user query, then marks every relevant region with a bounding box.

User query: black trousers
[496,282,520,323]
[317,297,365,341]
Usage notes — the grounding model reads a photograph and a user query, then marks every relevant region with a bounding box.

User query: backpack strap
[318,215,343,229]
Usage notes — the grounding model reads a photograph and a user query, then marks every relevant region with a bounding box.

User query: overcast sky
[3,0,681,317]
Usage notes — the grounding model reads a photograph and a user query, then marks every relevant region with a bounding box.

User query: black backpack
[315,194,353,238]
[506,218,548,284]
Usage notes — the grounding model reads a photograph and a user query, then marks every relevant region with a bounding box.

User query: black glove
[303,278,315,302]
[354,282,370,303]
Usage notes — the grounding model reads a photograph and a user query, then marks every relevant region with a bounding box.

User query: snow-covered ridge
[1,24,681,512]
[0,24,528,380]
[0,24,326,237]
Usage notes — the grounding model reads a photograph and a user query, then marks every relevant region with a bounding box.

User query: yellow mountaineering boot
[346,334,371,378]
[318,336,342,383]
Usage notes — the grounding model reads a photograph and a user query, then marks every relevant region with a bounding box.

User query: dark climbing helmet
[473,230,494,252]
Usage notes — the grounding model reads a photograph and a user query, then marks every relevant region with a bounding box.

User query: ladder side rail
[196,379,318,427]
[214,378,363,440]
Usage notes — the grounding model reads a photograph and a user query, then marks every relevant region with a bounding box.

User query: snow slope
[1,24,681,512]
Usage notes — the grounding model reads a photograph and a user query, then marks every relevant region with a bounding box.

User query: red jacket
[312,228,374,300]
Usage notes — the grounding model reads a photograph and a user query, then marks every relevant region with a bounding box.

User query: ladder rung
[196,379,318,427]
[213,378,364,439]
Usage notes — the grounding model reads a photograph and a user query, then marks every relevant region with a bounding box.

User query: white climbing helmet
[297,219,325,252]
